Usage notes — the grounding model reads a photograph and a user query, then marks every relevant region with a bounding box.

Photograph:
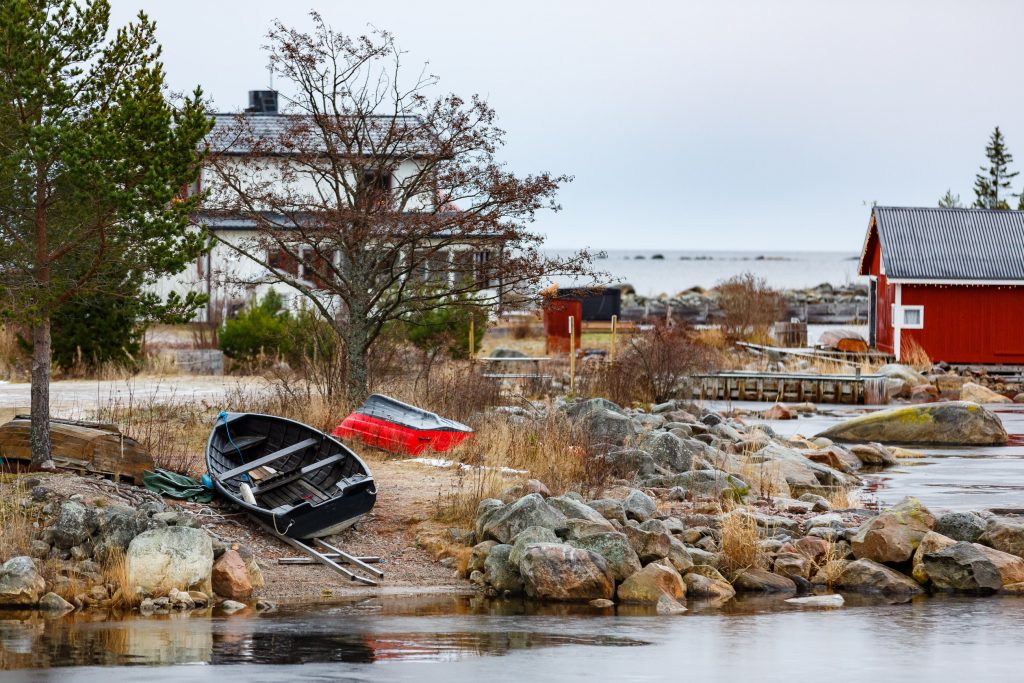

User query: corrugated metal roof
[206,113,423,156]
[871,206,1024,281]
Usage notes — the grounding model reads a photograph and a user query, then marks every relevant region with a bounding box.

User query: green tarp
[143,468,213,504]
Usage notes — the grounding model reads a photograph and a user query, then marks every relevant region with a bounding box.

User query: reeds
[718,511,766,575]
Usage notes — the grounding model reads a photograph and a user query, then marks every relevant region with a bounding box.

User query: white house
[152,90,503,323]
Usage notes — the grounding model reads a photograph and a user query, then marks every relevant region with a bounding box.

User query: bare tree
[204,15,595,400]
[715,273,786,342]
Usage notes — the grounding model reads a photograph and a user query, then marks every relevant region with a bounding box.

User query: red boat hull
[332,413,472,456]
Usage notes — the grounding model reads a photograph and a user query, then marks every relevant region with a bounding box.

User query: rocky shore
[439,397,1024,609]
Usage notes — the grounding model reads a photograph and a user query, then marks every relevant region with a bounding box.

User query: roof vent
[246,90,278,115]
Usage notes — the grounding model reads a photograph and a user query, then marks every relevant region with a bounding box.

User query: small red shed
[859,206,1024,364]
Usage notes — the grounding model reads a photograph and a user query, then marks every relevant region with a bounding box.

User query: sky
[110,0,1024,252]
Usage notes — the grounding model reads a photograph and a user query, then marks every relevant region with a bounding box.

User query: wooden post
[469,317,475,360]
[610,314,618,364]
[569,315,576,393]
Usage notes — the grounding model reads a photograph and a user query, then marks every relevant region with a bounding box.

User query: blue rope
[217,411,249,482]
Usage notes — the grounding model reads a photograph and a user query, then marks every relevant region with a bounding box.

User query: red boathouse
[859,206,1024,365]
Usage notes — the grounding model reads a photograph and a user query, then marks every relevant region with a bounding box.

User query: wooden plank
[217,438,317,482]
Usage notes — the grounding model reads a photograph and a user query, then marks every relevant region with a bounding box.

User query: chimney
[245,90,278,115]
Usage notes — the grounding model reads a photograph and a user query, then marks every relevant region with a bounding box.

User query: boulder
[731,568,797,593]
[623,523,673,564]
[637,431,695,472]
[656,595,688,614]
[785,594,844,607]
[473,499,505,539]
[519,543,615,601]
[978,516,1024,558]
[212,550,253,600]
[567,397,624,419]
[683,566,735,599]
[848,443,897,467]
[877,364,929,388]
[126,526,214,595]
[546,496,615,530]
[468,540,499,574]
[833,558,924,596]
[568,532,642,581]
[658,470,750,500]
[508,526,560,566]
[960,382,1012,404]
[816,402,1008,446]
[976,544,1024,586]
[935,512,987,543]
[922,542,1002,593]
[763,404,795,420]
[478,494,568,544]
[911,531,956,583]
[773,552,811,580]
[622,489,657,522]
[94,505,154,562]
[586,499,627,524]
[0,556,45,607]
[499,479,551,504]
[484,544,524,593]
[579,407,636,448]
[617,560,686,603]
[38,592,74,613]
[850,496,935,564]
[46,500,98,550]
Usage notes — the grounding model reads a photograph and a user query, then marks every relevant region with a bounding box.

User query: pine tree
[973,126,1018,209]
[938,189,962,208]
[0,1,211,466]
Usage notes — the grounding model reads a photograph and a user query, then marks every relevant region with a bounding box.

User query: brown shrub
[716,272,786,342]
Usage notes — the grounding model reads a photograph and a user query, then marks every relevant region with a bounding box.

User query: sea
[543,249,863,297]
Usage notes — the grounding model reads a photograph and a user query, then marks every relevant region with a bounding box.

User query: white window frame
[900,305,924,329]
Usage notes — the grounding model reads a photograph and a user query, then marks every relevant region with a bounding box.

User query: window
[901,305,924,329]
[360,169,392,209]
[267,249,298,276]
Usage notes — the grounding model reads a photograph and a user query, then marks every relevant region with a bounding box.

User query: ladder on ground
[260,522,384,586]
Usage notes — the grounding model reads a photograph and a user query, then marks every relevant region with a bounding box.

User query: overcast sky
[111,0,1024,252]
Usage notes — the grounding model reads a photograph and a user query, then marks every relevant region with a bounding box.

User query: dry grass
[815,540,847,589]
[0,325,25,380]
[101,548,142,608]
[826,486,858,510]
[900,336,932,372]
[719,511,767,575]
[0,475,37,560]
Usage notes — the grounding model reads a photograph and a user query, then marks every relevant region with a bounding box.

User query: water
[739,403,1024,512]
[545,249,862,296]
[3,594,1024,681]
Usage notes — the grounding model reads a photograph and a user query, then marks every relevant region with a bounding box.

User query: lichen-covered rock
[851,496,935,564]
[656,470,750,500]
[960,382,1012,404]
[773,552,811,580]
[484,544,524,593]
[94,505,154,562]
[656,594,688,614]
[849,443,897,467]
[834,558,924,596]
[46,501,98,550]
[586,499,627,524]
[509,527,560,566]
[622,523,673,564]
[935,512,987,543]
[478,494,568,544]
[978,516,1024,558]
[911,531,956,584]
[126,526,214,595]
[683,566,735,599]
[617,560,686,603]
[816,402,1008,445]
[975,544,1024,586]
[922,542,1002,593]
[637,431,695,472]
[468,540,499,574]
[546,496,615,530]
[0,556,45,607]
[519,543,615,601]
[38,591,74,613]
[578,407,636,448]
[499,479,551,504]
[568,532,642,581]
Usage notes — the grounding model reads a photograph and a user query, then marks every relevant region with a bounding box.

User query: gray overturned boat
[206,412,376,539]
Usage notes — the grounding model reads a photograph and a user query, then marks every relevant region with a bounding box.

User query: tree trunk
[343,307,371,403]
[30,319,54,468]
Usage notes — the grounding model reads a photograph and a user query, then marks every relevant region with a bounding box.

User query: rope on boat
[217,410,249,482]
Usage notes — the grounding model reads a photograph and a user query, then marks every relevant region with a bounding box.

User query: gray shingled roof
[870,206,1024,281]
[206,113,423,156]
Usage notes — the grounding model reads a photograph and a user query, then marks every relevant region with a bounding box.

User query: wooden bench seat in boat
[216,437,318,482]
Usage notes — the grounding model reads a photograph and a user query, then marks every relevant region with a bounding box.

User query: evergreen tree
[973,126,1018,209]
[0,1,211,466]
[938,189,962,208]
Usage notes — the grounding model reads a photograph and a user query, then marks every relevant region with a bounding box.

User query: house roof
[206,112,424,157]
[859,206,1024,282]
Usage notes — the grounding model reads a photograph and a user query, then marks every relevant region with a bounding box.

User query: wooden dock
[693,371,879,404]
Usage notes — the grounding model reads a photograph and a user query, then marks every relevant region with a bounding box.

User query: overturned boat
[333,394,473,456]
[206,413,376,539]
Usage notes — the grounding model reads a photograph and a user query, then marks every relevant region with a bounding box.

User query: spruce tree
[973,126,1018,209]
[0,1,210,466]
[938,189,962,208]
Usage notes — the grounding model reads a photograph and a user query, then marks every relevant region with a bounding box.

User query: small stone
[256,599,277,611]
[785,594,844,607]
[589,598,614,608]
[219,599,247,613]
[655,594,687,614]
[38,592,74,613]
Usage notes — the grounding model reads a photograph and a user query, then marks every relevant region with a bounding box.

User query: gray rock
[922,542,1002,593]
[509,526,560,566]
[602,448,656,477]
[567,397,624,419]
[468,540,498,573]
[47,501,98,550]
[637,431,695,472]
[935,512,987,543]
[579,407,637,449]
[519,543,615,601]
[798,493,833,512]
[586,498,627,524]
[483,544,524,593]
[622,489,657,522]
[730,568,797,593]
[849,443,897,467]
[569,531,642,581]
[833,558,925,596]
[816,402,1008,446]
[38,591,74,613]
[977,516,1024,557]
[94,504,154,562]
[126,526,214,595]
[623,523,673,564]
[478,494,568,544]
[473,499,506,539]
[652,470,749,500]
[220,599,246,613]
[0,556,45,607]
[546,496,615,530]
[563,518,621,540]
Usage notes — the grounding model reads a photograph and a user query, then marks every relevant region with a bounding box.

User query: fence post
[569,315,575,393]
[610,314,618,364]
[469,317,475,360]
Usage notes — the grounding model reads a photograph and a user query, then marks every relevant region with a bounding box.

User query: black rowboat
[206,412,376,539]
